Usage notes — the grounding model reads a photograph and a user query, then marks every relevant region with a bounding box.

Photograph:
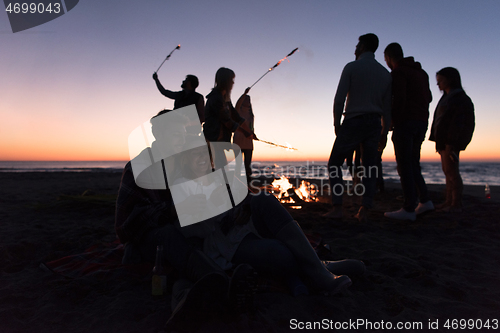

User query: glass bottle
[485,184,491,199]
[152,245,167,296]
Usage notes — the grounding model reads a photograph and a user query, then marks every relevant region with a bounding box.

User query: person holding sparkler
[153,72,205,135]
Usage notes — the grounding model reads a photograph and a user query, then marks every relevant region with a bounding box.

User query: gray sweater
[333,52,392,133]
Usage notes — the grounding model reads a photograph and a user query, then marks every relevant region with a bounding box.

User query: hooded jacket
[391,57,432,126]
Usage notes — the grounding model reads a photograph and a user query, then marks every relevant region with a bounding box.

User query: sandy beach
[1,171,499,332]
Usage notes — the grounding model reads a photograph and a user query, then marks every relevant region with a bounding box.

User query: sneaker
[415,200,434,215]
[384,208,416,221]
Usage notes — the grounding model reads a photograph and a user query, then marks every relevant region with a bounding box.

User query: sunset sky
[2,1,500,162]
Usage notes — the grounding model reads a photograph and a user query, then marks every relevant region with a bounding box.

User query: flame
[272,175,293,203]
[272,176,318,203]
[294,180,319,202]
[290,206,302,210]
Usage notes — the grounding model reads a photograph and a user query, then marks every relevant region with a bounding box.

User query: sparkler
[250,47,299,88]
[256,139,298,150]
[155,44,181,73]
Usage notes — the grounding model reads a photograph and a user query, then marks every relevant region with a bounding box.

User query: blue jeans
[392,120,430,212]
[328,114,382,209]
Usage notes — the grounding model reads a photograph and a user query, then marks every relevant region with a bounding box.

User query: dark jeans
[328,114,382,209]
[232,192,299,278]
[392,120,430,212]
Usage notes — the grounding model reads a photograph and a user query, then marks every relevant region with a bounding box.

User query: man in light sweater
[324,33,392,222]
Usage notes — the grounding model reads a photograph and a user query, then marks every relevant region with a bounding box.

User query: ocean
[1,161,499,186]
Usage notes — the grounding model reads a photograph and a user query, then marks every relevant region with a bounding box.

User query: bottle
[152,245,167,296]
[485,184,491,199]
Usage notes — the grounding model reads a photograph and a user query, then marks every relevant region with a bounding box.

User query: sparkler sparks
[256,139,298,150]
[250,47,299,88]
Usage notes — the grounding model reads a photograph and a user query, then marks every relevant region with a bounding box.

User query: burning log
[271,176,318,204]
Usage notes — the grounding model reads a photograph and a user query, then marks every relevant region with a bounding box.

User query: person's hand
[378,135,388,152]
[252,133,258,140]
[152,72,158,81]
[244,87,251,95]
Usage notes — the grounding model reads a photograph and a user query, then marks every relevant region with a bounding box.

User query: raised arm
[153,72,181,100]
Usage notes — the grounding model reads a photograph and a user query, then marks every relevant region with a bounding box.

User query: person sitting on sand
[429,67,475,212]
[115,110,252,323]
[171,134,355,298]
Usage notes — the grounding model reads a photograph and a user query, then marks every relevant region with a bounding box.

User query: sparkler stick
[155,44,181,73]
[256,139,298,151]
[250,47,299,88]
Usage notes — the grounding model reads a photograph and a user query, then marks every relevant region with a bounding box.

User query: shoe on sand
[384,208,416,221]
[415,200,434,215]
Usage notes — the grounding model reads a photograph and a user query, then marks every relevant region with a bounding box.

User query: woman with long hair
[429,67,475,212]
[203,67,252,143]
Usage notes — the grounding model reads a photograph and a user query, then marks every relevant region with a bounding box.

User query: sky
[2,0,500,163]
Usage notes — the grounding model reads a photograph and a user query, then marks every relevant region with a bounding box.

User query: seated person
[171,135,355,297]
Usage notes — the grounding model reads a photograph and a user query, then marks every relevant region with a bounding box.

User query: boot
[276,221,351,295]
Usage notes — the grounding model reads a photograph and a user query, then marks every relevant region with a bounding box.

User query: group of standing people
[115,33,475,329]
[323,33,475,222]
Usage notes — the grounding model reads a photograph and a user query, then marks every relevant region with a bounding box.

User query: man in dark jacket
[383,43,434,221]
[153,73,205,134]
